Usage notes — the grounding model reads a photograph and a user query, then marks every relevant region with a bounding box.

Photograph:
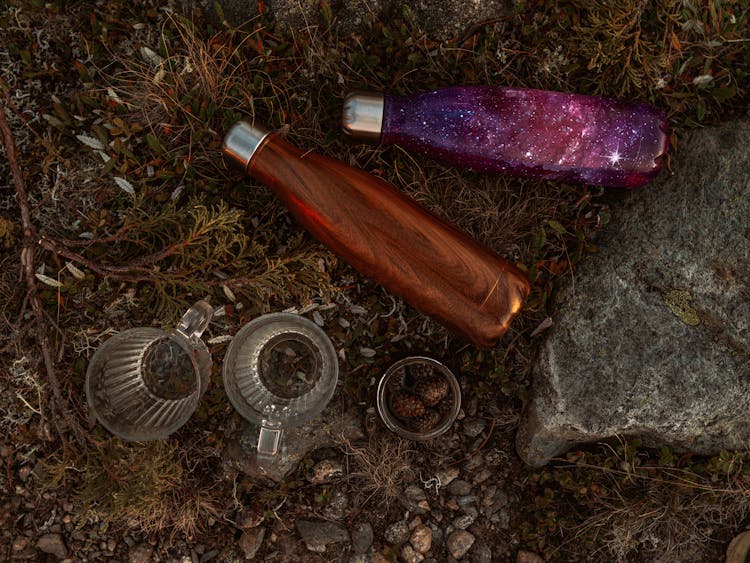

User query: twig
[0,87,87,446]
[39,236,155,282]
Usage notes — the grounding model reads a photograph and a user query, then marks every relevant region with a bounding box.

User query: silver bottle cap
[222,121,271,171]
[342,92,384,142]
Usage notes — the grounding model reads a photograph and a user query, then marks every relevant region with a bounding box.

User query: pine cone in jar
[390,392,426,419]
[414,376,449,407]
[405,362,435,387]
[409,410,441,433]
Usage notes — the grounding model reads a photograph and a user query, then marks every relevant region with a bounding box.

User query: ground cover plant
[1,0,749,560]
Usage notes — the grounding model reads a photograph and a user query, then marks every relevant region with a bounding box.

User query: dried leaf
[65,262,86,280]
[114,177,135,195]
[76,134,105,151]
[35,273,63,288]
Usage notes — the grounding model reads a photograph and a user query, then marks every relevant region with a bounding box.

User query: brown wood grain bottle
[223,121,530,348]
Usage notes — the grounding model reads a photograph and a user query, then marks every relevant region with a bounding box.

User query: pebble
[128,543,154,563]
[409,525,432,554]
[453,513,476,530]
[238,527,265,559]
[472,469,492,485]
[517,550,544,563]
[471,542,492,563]
[481,485,497,506]
[295,520,349,553]
[402,485,430,514]
[36,534,68,559]
[322,490,349,521]
[307,459,344,484]
[447,530,475,559]
[456,495,477,508]
[435,467,460,487]
[19,466,32,482]
[462,418,485,438]
[384,520,410,544]
[351,522,373,554]
[400,544,424,563]
[448,480,472,496]
[12,537,29,551]
[485,449,509,467]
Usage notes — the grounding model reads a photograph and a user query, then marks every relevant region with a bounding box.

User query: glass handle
[175,300,213,340]
[256,423,283,459]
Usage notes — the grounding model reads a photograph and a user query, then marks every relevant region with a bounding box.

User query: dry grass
[43,438,222,539]
[552,445,750,561]
[339,434,416,509]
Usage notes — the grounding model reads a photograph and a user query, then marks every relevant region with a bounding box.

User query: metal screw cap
[342,92,384,142]
[222,120,271,172]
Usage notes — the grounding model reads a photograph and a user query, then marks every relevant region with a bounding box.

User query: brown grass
[339,434,416,509]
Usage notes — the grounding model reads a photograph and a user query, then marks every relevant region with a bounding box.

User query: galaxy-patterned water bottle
[342,86,669,188]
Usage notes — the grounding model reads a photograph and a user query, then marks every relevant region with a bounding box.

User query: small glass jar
[377,356,461,441]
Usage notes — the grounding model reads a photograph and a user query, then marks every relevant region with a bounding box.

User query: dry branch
[0,86,87,446]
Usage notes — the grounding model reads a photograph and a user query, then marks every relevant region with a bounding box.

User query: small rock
[351,522,373,554]
[296,520,349,553]
[491,490,509,510]
[238,527,265,559]
[400,544,424,563]
[402,485,430,514]
[409,525,432,554]
[404,485,427,502]
[462,418,485,438]
[200,549,219,562]
[435,467,460,487]
[448,480,472,496]
[322,490,349,521]
[472,469,492,485]
[447,530,475,559]
[129,542,154,563]
[36,534,68,559]
[517,550,543,563]
[384,520,410,544]
[471,542,492,563]
[307,459,344,484]
[19,466,32,482]
[461,506,479,519]
[453,513,476,530]
[12,537,29,551]
[456,495,478,508]
[446,498,459,511]
[483,449,507,467]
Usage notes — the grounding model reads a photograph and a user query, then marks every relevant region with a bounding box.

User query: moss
[663,289,701,326]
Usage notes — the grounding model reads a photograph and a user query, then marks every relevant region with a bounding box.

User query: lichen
[663,289,701,326]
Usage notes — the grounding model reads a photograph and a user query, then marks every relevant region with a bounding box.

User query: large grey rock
[205,0,512,37]
[517,120,750,466]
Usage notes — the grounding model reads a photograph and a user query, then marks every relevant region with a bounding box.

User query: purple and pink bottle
[343,86,668,188]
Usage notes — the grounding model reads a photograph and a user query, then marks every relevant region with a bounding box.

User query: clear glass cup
[377,356,461,441]
[222,313,338,460]
[85,301,213,441]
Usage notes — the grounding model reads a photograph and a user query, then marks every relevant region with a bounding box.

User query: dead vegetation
[339,434,416,509]
[0,0,748,558]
